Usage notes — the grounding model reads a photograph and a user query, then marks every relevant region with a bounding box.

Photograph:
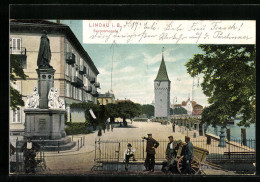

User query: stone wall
[70,107,86,123]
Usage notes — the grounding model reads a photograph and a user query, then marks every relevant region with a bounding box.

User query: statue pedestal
[24,108,66,140]
[36,68,56,109]
[23,108,76,151]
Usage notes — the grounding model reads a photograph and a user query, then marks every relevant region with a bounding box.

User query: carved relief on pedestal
[25,87,40,108]
[48,87,65,109]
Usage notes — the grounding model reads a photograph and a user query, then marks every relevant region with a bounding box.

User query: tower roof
[155,55,170,81]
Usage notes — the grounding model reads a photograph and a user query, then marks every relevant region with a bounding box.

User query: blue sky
[59,20,209,106]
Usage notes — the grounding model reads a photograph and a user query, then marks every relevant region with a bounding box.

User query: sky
[59,20,209,106]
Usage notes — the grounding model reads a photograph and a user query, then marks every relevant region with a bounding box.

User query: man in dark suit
[183,136,193,174]
[20,137,40,173]
[142,134,159,172]
[161,136,179,173]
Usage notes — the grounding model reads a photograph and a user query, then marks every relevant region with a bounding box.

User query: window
[66,82,70,97]
[75,68,78,77]
[65,64,69,76]
[11,38,21,54]
[11,107,21,123]
[71,66,75,77]
[79,89,82,101]
[71,86,75,98]
[80,58,83,66]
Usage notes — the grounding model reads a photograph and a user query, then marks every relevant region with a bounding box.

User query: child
[123,143,137,171]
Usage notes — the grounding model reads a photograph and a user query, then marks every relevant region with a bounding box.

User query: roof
[155,55,170,81]
[193,104,203,109]
[98,91,115,98]
[10,19,99,75]
[182,100,197,107]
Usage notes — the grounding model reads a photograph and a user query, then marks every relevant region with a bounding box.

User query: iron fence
[10,136,86,173]
[94,138,256,163]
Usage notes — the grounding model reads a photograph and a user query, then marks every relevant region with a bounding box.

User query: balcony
[10,47,26,55]
[71,76,84,87]
[83,86,92,93]
[66,52,75,64]
[91,90,99,97]
[90,77,96,83]
[94,82,100,88]
[79,65,86,74]
[10,47,27,68]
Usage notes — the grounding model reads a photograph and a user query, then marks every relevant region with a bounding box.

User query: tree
[117,102,142,126]
[105,103,119,123]
[141,104,154,118]
[172,107,187,115]
[10,54,28,110]
[185,45,256,127]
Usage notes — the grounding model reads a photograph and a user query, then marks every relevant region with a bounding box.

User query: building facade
[9,20,100,138]
[154,54,171,119]
[98,91,115,105]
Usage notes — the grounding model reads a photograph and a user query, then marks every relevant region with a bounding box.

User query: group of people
[123,134,194,174]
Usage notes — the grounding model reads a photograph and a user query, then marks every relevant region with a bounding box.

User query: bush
[64,122,91,135]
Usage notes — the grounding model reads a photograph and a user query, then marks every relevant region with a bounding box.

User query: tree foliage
[185,45,255,127]
[105,103,119,122]
[10,54,28,110]
[141,104,154,118]
[116,102,142,123]
[173,107,187,115]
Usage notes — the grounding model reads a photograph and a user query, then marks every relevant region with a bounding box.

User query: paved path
[38,121,252,175]
[42,121,197,174]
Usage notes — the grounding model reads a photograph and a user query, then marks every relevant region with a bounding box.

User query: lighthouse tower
[154,49,171,118]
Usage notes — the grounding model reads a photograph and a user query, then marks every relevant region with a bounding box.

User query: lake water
[206,120,255,140]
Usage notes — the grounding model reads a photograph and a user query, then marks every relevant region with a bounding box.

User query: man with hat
[161,136,179,173]
[183,136,193,174]
[123,143,137,171]
[142,134,159,172]
[20,137,40,173]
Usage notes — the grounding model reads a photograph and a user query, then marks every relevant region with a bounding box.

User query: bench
[224,152,255,158]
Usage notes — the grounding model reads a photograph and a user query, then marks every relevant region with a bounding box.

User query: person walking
[161,136,179,173]
[20,137,40,173]
[142,134,159,172]
[123,143,137,171]
[111,122,114,132]
[183,136,194,174]
[172,123,175,133]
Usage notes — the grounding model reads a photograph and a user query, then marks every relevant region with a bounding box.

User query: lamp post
[218,125,226,147]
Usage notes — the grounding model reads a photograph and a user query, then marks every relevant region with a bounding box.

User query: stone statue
[37,30,52,68]
[48,88,65,109]
[25,87,39,108]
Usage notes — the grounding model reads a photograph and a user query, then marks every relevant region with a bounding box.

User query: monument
[23,30,76,151]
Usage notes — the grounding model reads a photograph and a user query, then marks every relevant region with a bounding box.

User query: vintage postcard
[9,19,256,176]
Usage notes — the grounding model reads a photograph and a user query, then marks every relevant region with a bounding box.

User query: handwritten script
[83,20,255,44]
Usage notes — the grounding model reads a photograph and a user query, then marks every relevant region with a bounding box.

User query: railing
[94,82,100,88]
[83,86,92,93]
[66,52,76,64]
[94,138,255,163]
[71,76,84,87]
[79,65,86,74]
[91,90,99,97]
[10,136,86,173]
[10,139,46,173]
[90,77,96,83]
[10,47,27,55]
